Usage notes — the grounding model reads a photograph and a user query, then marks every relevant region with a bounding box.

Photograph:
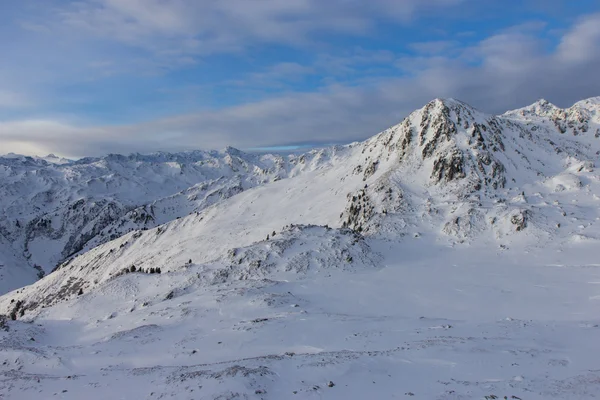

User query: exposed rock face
[356,99,513,196]
[510,210,531,232]
[363,160,379,181]
[25,199,125,263]
[442,208,485,238]
[338,97,598,240]
[431,149,466,183]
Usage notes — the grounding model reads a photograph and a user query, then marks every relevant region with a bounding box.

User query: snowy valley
[0,97,599,399]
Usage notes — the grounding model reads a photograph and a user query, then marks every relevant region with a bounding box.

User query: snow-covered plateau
[0,97,599,399]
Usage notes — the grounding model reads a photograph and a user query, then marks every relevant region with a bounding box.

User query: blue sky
[1,0,599,157]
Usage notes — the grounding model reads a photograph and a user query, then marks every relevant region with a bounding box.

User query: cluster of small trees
[116,264,162,278]
[129,265,162,274]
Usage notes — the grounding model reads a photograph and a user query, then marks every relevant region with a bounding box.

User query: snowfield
[2,239,600,399]
[0,97,599,399]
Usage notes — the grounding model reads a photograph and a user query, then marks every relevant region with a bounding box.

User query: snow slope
[0,97,599,398]
[0,147,337,292]
[0,233,39,295]
[2,238,600,399]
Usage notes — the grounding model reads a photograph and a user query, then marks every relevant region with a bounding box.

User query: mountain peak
[534,98,551,105]
[421,98,486,117]
[224,145,243,155]
[572,96,600,111]
[426,97,477,111]
[416,98,487,127]
[528,98,560,110]
[1,152,25,158]
[503,98,561,118]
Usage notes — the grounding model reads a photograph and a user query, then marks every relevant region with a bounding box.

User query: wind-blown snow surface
[2,238,600,399]
[1,97,600,398]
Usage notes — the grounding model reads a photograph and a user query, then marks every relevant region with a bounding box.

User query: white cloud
[556,13,600,63]
[55,0,466,56]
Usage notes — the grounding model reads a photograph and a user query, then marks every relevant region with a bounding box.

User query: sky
[0,0,599,158]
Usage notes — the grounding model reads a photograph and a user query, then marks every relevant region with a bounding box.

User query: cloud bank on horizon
[0,0,599,157]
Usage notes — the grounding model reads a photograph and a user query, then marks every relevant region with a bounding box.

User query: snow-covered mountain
[1,97,600,399]
[2,95,598,301]
[0,147,342,292]
[2,98,598,289]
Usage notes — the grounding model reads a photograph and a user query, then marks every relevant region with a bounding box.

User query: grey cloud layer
[1,5,599,157]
